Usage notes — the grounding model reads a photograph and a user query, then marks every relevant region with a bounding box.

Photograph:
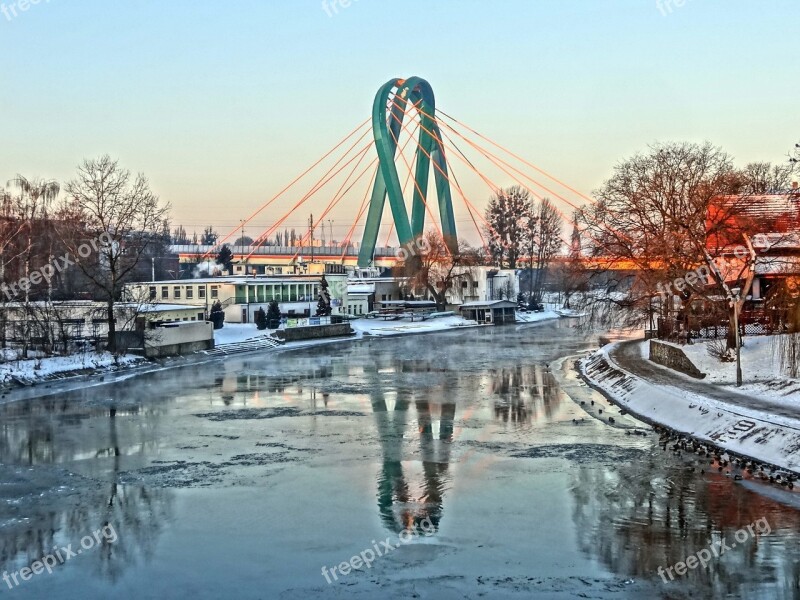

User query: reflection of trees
[570,456,800,598]
[0,390,173,582]
[491,365,561,426]
[371,382,454,534]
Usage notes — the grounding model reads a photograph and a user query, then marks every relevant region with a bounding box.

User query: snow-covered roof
[347,284,375,294]
[132,304,201,312]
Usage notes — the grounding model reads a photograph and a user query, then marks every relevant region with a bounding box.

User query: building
[459,300,518,325]
[125,266,349,324]
[708,189,800,306]
[0,301,209,353]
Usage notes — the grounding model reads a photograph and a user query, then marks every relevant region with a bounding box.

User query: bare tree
[739,162,793,194]
[579,141,761,345]
[60,156,170,352]
[528,198,563,303]
[394,232,479,310]
[7,176,60,357]
[485,186,533,269]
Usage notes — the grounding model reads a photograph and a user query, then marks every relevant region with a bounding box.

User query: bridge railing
[170,244,400,257]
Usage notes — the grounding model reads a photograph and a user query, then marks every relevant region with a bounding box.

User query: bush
[707,337,734,362]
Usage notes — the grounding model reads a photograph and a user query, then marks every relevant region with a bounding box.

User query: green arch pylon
[358,77,458,267]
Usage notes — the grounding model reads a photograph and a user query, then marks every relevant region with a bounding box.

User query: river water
[0,320,798,599]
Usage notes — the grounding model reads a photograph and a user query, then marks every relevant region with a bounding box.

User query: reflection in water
[490,365,561,426]
[571,456,800,598]
[0,322,799,598]
[0,394,173,583]
[371,391,454,534]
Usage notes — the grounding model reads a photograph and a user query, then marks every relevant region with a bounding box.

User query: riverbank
[0,311,561,393]
[579,341,800,476]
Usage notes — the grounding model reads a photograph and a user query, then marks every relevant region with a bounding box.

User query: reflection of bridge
[194,76,600,272]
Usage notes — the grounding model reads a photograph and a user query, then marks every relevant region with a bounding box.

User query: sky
[1,0,798,246]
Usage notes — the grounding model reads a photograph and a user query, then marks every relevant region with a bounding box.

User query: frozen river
[0,320,798,599]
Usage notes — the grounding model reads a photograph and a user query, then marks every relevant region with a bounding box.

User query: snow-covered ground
[213,323,275,345]
[581,343,800,473]
[515,309,561,324]
[674,337,800,406]
[350,314,480,337]
[0,352,143,387]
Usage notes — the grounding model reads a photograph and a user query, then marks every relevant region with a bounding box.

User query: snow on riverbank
[0,352,144,387]
[672,337,800,407]
[580,343,800,474]
[1,311,562,389]
[213,323,275,345]
[515,309,561,324]
[350,315,481,337]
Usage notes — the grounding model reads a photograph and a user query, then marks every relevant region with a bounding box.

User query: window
[186,286,194,300]
[198,286,206,299]
[210,286,219,299]
[174,286,181,299]
[149,286,157,300]
[197,312,204,320]
[161,286,169,300]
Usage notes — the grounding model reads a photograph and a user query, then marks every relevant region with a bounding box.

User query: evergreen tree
[216,244,234,273]
[316,275,332,316]
[255,307,268,330]
[209,300,225,330]
[266,300,281,329]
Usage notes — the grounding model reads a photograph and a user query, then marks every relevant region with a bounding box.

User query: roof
[708,193,800,248]
[378,300,437,307]
[347,284,375,294]
[131,304,201,312]
[459,300,518,309]
[134,274,346,286]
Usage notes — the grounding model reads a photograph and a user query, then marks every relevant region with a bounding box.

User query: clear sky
[1,0,798,245]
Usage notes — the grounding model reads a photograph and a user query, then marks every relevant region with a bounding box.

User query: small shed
[459,300,517,325]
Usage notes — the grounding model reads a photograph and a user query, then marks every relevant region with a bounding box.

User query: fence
[657,306,790,342]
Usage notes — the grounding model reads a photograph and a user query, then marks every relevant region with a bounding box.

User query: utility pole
[732,288,742,387]
[310,214,314,263]
[239,219,245,277]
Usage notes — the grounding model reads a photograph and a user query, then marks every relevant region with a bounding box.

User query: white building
[125,268,349,324]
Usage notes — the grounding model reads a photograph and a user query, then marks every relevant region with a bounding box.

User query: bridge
[184,77,606,272]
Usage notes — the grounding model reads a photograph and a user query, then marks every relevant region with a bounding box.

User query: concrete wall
[275,323,353,342]
[649,340,706,379]
[120,321,215,358]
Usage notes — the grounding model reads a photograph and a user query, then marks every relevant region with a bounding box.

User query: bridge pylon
[358,77,458,267]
